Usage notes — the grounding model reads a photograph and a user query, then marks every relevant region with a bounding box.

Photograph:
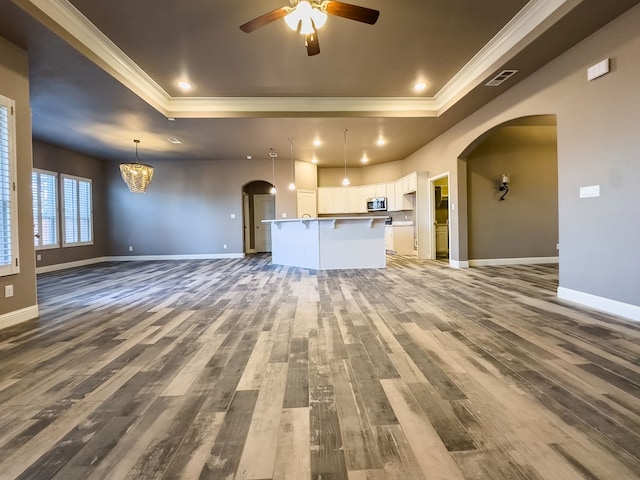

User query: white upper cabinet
[400,172,417,194]
[318,187,348,214]
[317,172,418,214]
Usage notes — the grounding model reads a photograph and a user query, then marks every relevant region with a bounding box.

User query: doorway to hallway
[242,181,275,254]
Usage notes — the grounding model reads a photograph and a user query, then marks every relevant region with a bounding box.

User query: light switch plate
[579,185,600,198]
[5,285,13,298]
[587,58,610,81]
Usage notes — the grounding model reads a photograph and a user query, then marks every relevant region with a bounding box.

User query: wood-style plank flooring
[1,255,640,479]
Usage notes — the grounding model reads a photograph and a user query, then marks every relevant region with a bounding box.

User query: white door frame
[243,193,253,253]
[429,172,450,260]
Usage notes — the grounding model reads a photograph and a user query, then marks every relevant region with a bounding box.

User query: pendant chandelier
[288,137,296,191]
[120,139,154,193]
[269,148,277,194]
[342,128,350,186]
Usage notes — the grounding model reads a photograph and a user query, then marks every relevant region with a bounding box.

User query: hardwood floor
[1,255,639,479]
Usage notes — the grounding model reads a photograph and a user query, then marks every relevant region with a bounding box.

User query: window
[62,174,93,246]
[0,94,19,276]
[32,169,59,249]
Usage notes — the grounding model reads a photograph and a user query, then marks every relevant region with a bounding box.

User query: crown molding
[434,0,580,114]
[166,96,439,118]
[13,0,574,118]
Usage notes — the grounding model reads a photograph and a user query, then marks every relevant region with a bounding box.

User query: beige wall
[0,37,37,324]
[467,126,558,260]
[318,159,412,187]
[294,160,317,191]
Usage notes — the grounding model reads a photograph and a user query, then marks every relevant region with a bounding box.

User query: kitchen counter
[262,217,386,270]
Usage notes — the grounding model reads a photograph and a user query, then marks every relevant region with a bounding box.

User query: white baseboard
[36,253,246,274]
[469,256,559,267]
[449,259,469,269]
[106,253,245,261]
[557,287,640,322]
[0,305,39,331]
[36,257,108,274]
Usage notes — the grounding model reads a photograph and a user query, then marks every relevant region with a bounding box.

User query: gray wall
[32,141,108,268]
[399,5,640,306]
[467,126,558,260]
[0,36,36,320]
[106,157,296,256]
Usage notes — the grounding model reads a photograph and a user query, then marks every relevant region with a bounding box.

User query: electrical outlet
[223,244,227,249]
[128,246,133,252]
[36,254,42,261]
[4,285,13,298]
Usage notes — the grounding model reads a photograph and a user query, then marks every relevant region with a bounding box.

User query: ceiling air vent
[485,69,518,87]
[167,137,182,144]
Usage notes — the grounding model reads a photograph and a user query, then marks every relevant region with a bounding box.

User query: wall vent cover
[485,69,518,86]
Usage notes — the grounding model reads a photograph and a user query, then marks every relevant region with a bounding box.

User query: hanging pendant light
[342,128,350,186]
[120,139,154,193]
[269,148,277,194]
[288,138,296,191]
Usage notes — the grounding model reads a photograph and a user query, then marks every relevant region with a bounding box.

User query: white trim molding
[449,259,470,269]
[0,305,39,331]
[107,253,245,261]
[36,256,108,274]
[469,256,559,267]
[12,0,574,118]
[557,287,640,322]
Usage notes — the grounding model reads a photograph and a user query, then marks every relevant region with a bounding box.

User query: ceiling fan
[240,0,380,56]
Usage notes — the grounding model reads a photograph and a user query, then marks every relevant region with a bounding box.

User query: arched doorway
[242,181,275,254]
[460,115,559,266]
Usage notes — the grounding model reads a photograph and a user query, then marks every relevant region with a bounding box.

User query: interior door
[254,194,275,252]
[297,189,317,218]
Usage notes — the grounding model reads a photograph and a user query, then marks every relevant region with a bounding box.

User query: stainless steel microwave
[367,197,387,212]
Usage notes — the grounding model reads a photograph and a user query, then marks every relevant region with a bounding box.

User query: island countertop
[262,216,386,270]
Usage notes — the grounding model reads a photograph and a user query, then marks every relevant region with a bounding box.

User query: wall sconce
[499,173,510,201]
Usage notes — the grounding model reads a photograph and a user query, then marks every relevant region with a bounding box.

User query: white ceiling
[1,0,638,167]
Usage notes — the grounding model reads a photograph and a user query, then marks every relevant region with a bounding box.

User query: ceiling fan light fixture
[310,8,328,29]
[299,17,315,35]
[284,1,326,34]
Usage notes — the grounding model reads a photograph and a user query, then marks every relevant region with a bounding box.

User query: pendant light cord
[343,129,348,178]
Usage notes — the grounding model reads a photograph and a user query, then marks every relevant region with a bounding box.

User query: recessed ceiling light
[177,81,193,91]
[376,136,386,146]
[361,154,369,164]
[313,139,322,147]
[167,137,182,144]
[246,155,252,160]
[311,157,318,164]
[414,82,427,92]
[167,117,176,121]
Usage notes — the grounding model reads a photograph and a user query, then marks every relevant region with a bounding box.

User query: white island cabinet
[262,217,387,270]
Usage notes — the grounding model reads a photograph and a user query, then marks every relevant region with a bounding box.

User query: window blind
[62,175,93,246]
[0,96,19,276]
[32,170,59,248]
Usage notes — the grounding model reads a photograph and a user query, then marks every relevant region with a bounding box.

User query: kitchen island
[262,217,387,270]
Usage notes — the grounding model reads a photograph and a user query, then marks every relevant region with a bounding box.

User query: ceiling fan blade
[240,7,290,33]
[306,30,320,56]
[323,1,380,24]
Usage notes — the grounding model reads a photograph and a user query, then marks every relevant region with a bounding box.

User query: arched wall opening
[458,115,558,265]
